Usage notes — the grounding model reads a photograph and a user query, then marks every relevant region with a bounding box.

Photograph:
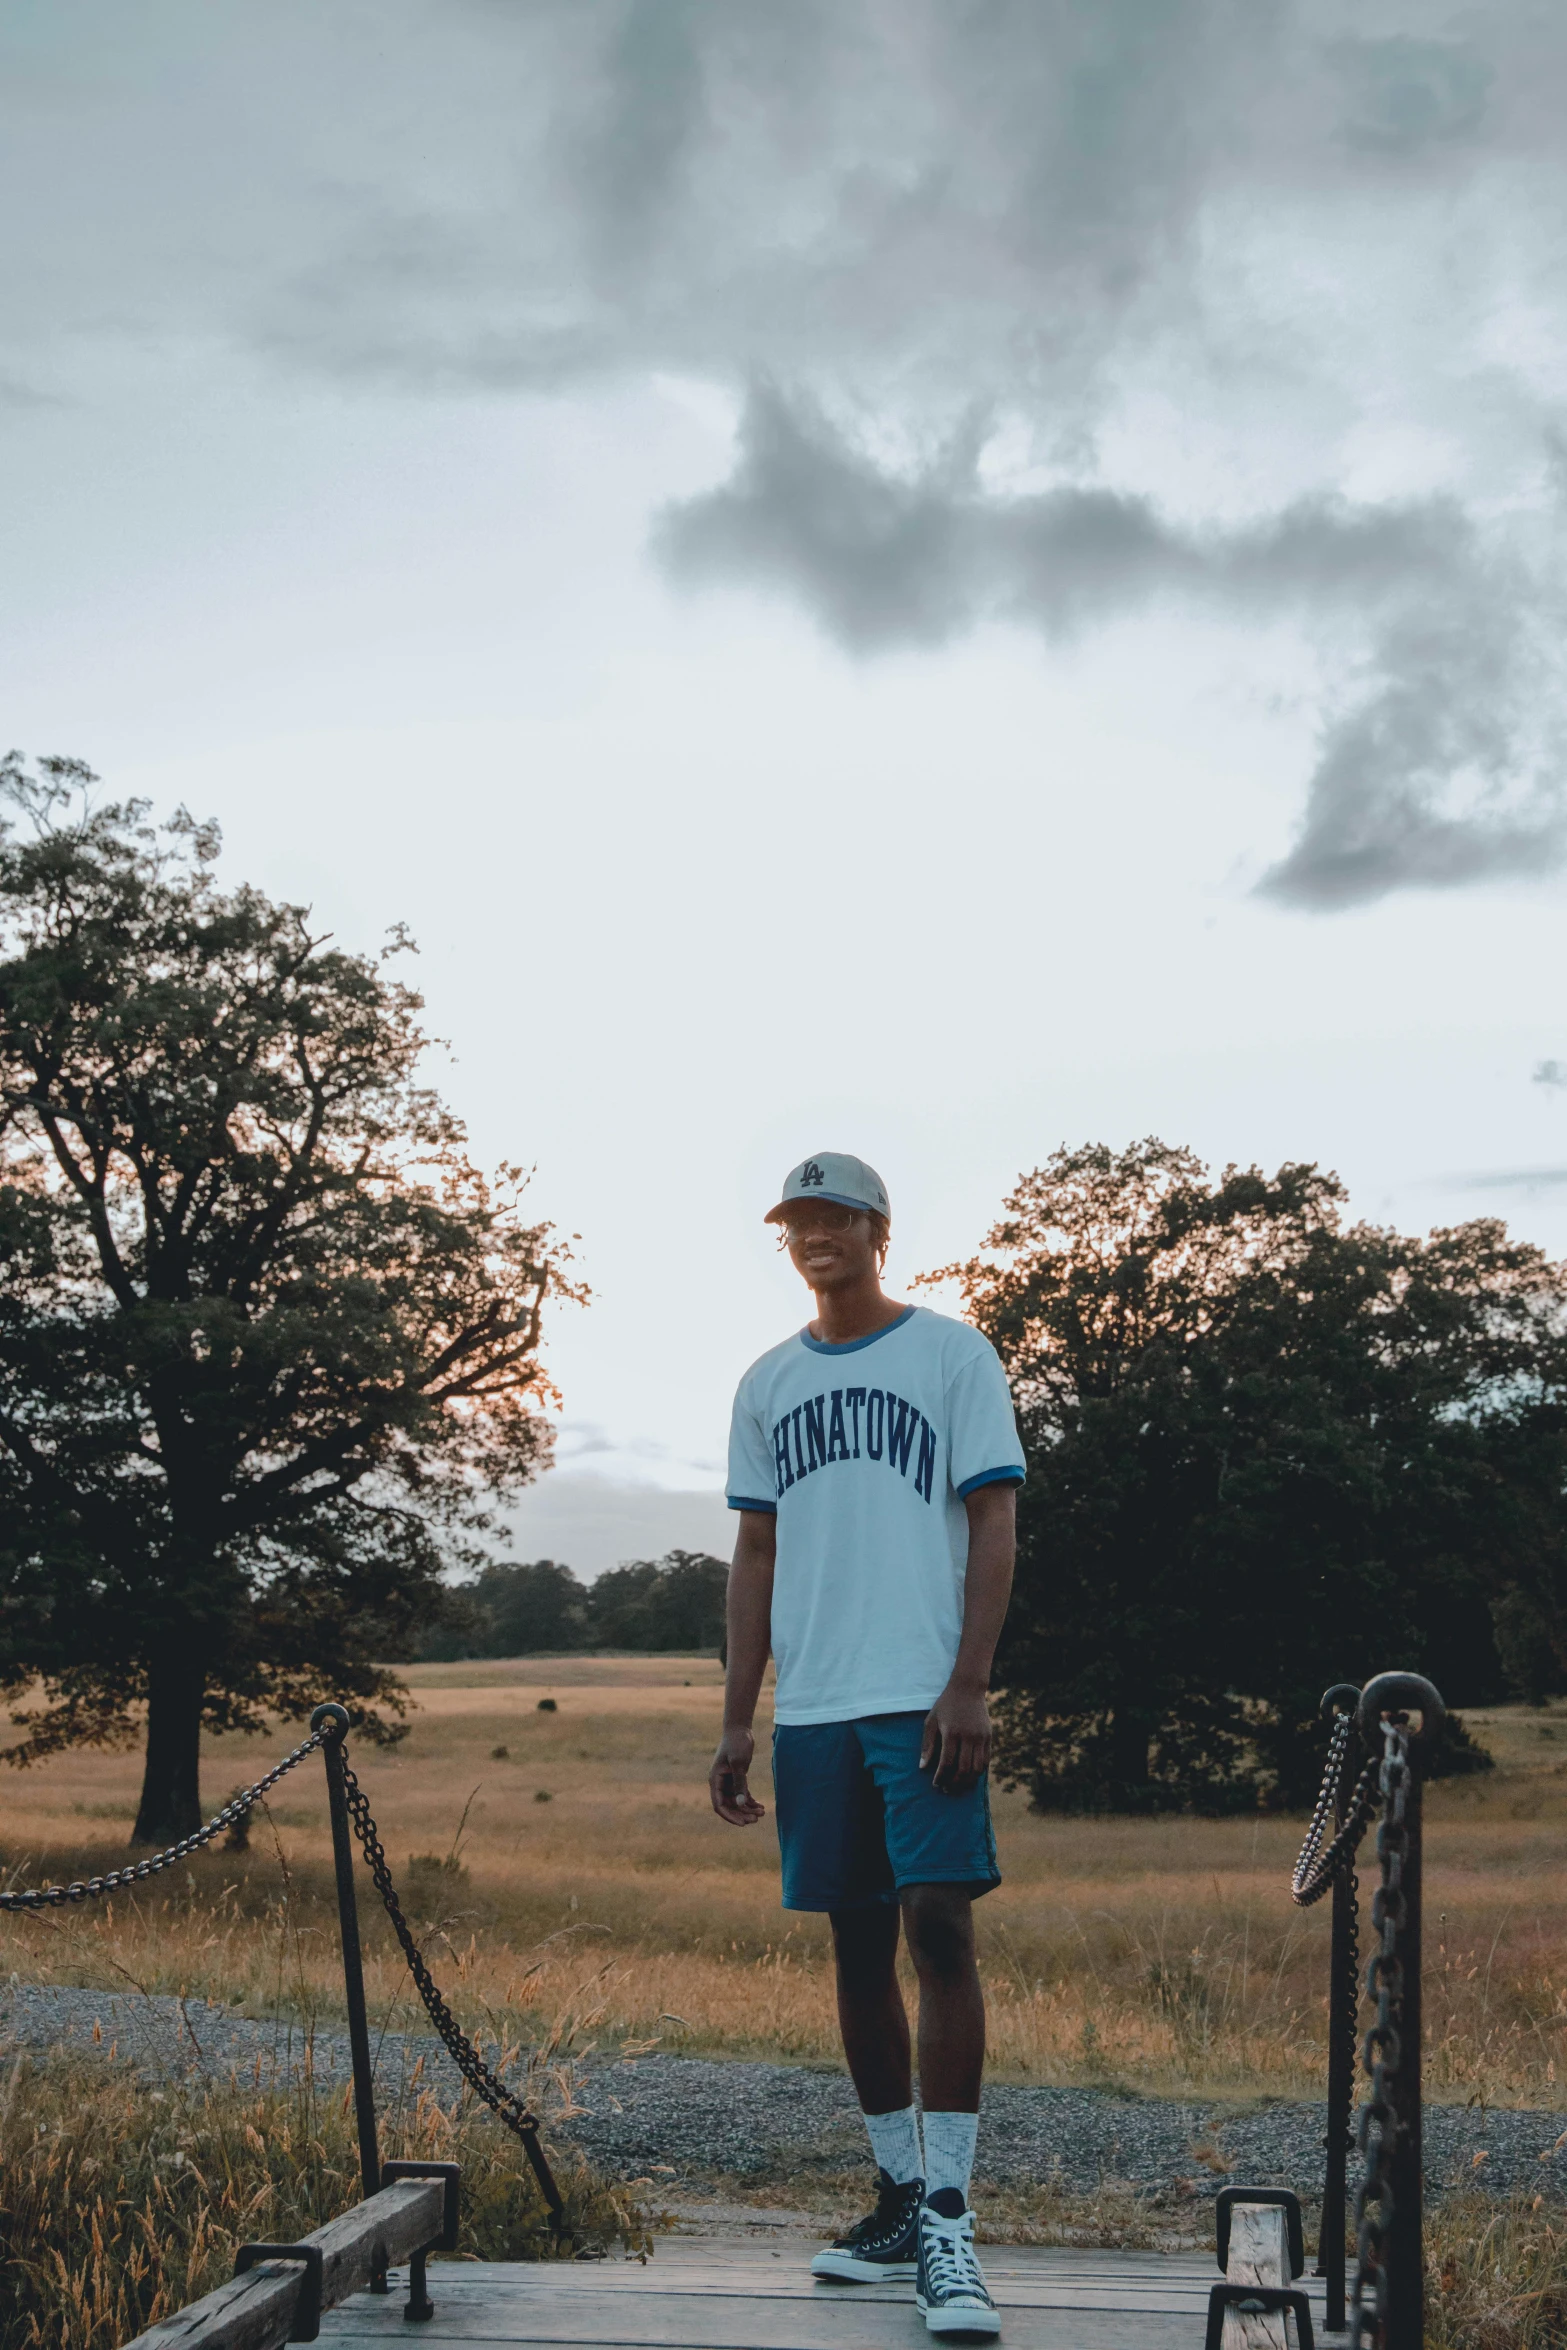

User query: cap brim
[764,1191,880,1222]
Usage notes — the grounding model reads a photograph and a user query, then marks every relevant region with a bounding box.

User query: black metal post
[1316,1683,1361,2334]
[1322,1865,1353,2329]
[1388,1756,1424,2350]
[311,1703,383,2228]
[1358,1672,1443,2350]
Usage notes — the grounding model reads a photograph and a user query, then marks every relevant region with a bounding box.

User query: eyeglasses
[778,1205,861,1242]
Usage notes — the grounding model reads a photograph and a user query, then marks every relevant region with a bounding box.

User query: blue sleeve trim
[956,1466,1025,1499]
[727,1495,778,1514]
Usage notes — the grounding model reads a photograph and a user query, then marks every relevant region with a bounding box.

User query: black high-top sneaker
[810,2169,924,2282]
[914,2188,1000,2336]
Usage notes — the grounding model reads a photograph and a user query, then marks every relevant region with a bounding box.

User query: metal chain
[1351,1716,1412,2349]
[1290,1707,1353,1899]
[0,1728,328,1911]
[1291,1708,1380,1908]
[1340,1852,1362,2157]
[1291,1706,1367,2172]
[1,1714,565,2222]
[334,1742,565,2224]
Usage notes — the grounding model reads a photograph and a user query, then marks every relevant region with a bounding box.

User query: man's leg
[901,1885,998,2333]
[829,1900,914,2120]
[810,1903,925,2281]
[901,1883,983,2109]
[902,1885,983,2201]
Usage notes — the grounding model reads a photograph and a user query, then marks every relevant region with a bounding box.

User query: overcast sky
[7,2,1567,1571]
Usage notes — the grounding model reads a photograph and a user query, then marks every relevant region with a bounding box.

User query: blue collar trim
[800,1305,916,1357]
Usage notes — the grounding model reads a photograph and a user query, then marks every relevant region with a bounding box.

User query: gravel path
[567,2055,1567,2207]
[0,1982,468,2116]
[6,1984,1564,2206]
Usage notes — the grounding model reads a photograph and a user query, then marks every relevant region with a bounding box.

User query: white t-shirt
[726,1304,1026,1726]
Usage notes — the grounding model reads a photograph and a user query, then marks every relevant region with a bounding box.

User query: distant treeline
[414,1549,729,1660]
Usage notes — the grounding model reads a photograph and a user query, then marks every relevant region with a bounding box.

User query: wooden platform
[320,2238,1341,2348]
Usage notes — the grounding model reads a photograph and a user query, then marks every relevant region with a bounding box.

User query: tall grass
[14,1664,1567,2343]
[0,2048,650,2349]
[0,1771,654,2350]
[7,1673,1567,2106]
[7,1848,1562,2108]
[1427,2195,1567,2350]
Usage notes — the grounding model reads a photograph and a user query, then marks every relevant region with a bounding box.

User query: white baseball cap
[764,1152,891,1224]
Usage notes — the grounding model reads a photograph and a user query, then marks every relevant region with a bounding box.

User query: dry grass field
[3,1657,1565,2112]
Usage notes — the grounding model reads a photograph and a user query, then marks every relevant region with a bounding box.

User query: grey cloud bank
[8,1,1567,905]
[659,387,1470,653]
[656,387,1566,908]
[233,5,1544,397]
[1463,1170,1567,1192]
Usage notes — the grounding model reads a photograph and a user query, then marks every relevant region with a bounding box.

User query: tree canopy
[418,1551,729,1660]
[419,1558,593,1659]
[935,1139,1567,1812]
[585,1551,729,1654]
[0,758,580,1840]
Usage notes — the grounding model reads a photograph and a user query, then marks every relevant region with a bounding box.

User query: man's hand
[710,1725,766,1825]
[920,1682,992,1796]
[712,1516,774,1825]
[918,1483,1015,1796]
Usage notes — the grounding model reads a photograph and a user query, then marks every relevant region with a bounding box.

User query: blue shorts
[772,1712,1001,1912]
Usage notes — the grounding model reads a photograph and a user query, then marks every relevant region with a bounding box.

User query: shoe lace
[922,2209,986,2298]
[843,2182,916,2247]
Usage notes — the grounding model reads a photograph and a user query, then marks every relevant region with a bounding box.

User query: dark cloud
[1458,1168,1567,1192]
[0,377,59,411]
[9,1,1567,905]
[656,386,1567,907]
[237,2,1559,399]
[1259,605,1566,908]
[257,1,1258,391]
[576,0,709,254]
[656,384,1467,647]
[1330,35,1493,156]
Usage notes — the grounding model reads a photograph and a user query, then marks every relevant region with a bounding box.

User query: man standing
[710,1154,1024,2338]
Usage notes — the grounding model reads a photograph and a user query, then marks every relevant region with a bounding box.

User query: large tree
[585,1551,729,1654]
[0,757,580,1841]
[936,1140,1567,1812]
[418,1559,592,1660]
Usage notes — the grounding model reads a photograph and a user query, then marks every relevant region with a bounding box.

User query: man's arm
[709,1510,776,1825]
[921,1481,1017,1795]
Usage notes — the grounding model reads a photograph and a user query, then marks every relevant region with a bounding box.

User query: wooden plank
[373,2277,1226,2315]
[1220,2204,1291,2350]
[404,2247,1221,2280]
[319,2275,1286,2347]
[416,2259,1212,2285]
[515,2251,1219,2275]
[307,2240,1327,2349]
[128,2270,300,2350]
[392,2268,1300,2313]
[322,2308,1203,2349]
[434,2259,1216,2285]
[126,2179,445,2349]
[363,2243,1318,2280]
[321,2306,1201,2349]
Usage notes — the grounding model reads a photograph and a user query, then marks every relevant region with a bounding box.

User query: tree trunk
[133,1653,206,1844]
[1108,1704,1154,1807]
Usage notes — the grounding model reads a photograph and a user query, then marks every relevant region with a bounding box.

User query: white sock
[863,2103,923,2184]
[921,2110,978,2203]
